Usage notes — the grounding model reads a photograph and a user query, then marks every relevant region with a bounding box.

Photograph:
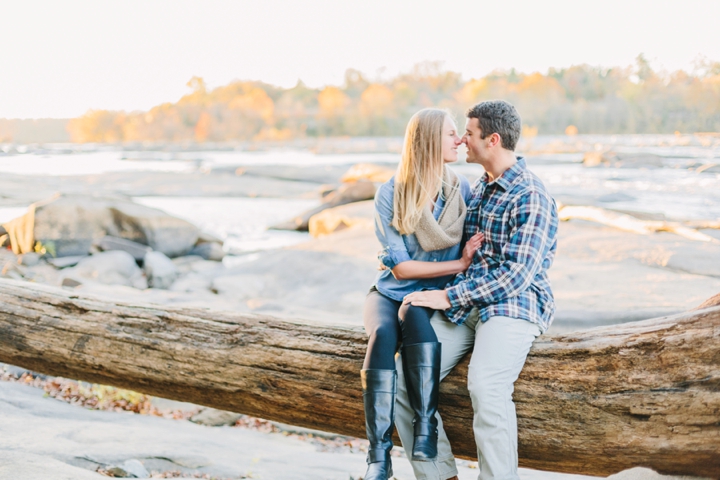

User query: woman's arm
[391,232,483,280]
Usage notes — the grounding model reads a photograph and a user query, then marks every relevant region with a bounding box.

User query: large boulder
[108,202,199,258]
[16,194,199,258]
[61,251,147,289]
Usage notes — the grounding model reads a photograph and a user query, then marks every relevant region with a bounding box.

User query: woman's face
[441,116,462,163]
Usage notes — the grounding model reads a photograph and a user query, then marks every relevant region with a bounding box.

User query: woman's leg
[361,289,402,480]
[398,303,442,462]
[398,303,438,345]
[363,289,402,370]
[395,311,476,480]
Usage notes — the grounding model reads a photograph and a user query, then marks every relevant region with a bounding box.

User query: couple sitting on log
[361,100,559,480]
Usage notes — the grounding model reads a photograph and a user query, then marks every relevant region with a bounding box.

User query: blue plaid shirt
[445,157,559,332]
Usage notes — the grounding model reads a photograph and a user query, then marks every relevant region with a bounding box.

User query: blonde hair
[392,108,448,235]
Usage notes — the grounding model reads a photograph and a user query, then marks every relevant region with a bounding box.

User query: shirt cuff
[379,247,411,270]
[446,284,465,308]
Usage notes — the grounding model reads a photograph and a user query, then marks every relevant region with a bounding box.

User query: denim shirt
[373,173,473,302]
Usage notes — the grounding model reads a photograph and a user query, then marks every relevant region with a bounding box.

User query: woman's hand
[460,232,484,270]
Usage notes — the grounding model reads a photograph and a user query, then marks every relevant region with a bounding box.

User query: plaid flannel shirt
[445,157,559,332]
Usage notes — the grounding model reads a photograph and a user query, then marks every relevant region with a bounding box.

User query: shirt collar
[484,156,526,191]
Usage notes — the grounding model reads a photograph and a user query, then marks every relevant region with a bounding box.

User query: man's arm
[445,190,557,309]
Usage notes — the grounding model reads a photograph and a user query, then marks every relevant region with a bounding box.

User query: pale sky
[2,0,719,119]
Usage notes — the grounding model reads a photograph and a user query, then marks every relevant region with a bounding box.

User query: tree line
[67,55,720,142]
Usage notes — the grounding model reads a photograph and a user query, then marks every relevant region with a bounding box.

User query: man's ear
[488,132,502,148]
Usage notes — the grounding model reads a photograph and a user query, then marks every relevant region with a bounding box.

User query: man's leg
[395,310,475,480]
[468,316,541,480]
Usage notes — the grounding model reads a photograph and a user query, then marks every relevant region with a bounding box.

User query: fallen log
[0,278,718,477]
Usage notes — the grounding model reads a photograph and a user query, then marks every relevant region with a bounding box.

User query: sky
[2,0,720,119]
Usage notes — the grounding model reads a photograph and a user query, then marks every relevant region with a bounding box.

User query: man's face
[462,117,488,165]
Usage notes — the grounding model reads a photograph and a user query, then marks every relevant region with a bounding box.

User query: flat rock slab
[550,221,720,330]
[0,382,461,480]
[0,381,692,480]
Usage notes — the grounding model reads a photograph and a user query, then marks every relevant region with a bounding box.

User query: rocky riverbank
[1,145,719,479]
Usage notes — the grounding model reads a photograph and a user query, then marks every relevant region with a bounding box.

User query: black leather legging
[362,288,438,370]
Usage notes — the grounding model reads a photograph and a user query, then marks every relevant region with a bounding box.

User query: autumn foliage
[67,57,720,143]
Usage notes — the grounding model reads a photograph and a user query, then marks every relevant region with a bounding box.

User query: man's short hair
[466,100,521,151]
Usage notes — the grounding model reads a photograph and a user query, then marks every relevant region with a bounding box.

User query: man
[394,100,559,480]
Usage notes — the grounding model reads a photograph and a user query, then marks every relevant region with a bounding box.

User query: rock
[196,231,223,244]
[0,381,454,480]
[143,251,179,289]
[63,251,147,289]
[97,236,151,261]
[47,255,88,269]
[188,242,225,261]
[696,163,720,174]
[104,464,134,477]
[171,255,205,269]
[0,451,105,480]
[340,163,395,183]
[606,467,688,480]
[308,200,374,237]
[189,408,242,426]
[109,202,199,257]
[61,277,83,288]
[323,180,377,206]
[18,253,40,266]
[32,195,118,257]
[271,180,377,231]
[22,194,199,258]
[120,459,150,478]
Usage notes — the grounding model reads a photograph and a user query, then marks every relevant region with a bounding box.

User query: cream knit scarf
[414,166,467,252]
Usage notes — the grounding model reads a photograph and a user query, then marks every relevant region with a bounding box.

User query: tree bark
[0,278,718,477]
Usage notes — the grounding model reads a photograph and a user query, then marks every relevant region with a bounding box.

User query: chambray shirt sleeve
[374,182,411,269]
[446,190,557,308]
[459,175,472,204]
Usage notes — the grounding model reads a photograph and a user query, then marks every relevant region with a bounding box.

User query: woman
[362,108,482,480]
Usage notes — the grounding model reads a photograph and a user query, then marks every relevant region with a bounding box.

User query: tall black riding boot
[402,342,441,462]
[361,369,396,480]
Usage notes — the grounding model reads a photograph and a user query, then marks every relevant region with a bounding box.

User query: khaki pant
[394,310,541,480]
